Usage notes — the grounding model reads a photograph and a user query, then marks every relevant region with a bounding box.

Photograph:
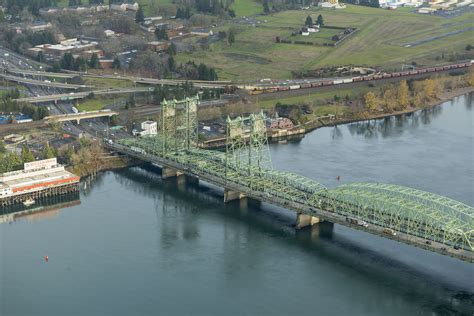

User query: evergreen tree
[74,57,87,71]
[155,27,168,40]
[42,143,55,159]
[316,14,324,26]
[305,15,313,26]
[36,51,44,63]
[167,43,177,56]
[21,145,35,163]
[112,57,121,69]
[60,52,75,70]
[89,53,99,69]
[0,140,6,154]
[228,29,235,46]
[135,6,145,23]
[168,56,175,71]
[0,152,22,173]
[263,0,270,13]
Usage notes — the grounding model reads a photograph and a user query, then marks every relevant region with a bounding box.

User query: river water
[1,93,473,315]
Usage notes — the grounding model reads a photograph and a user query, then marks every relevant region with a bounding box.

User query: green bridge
[107,96,474,262]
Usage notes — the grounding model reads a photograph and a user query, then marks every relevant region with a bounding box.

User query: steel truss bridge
[107,96,474,262]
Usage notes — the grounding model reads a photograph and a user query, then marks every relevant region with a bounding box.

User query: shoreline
[89,86,473,177]
[303,86,474,133]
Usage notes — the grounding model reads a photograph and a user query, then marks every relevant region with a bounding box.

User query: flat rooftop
[2,169,78,190]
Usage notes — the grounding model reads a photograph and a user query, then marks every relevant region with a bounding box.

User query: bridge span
[44,109,118,123]
[105,96,474,262]
[0,73,92,89]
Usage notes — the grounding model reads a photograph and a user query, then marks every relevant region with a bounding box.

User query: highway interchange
[0,46,116,138]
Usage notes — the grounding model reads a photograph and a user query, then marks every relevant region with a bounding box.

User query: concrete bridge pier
[224,189,246,203]
[162,167,184,179]
[295,213,321,229]
[186,175,199,185]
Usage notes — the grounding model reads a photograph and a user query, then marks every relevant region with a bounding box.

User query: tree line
[152,82,224,104]
[3,29,56,53]
[0,142,55,173]
[59,52,102,71]
[363,78,449,112]
[1,89,49,121]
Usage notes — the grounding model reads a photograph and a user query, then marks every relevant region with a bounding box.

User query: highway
[44,109,119,123]
[0,73,92,89]
[5,68,233,88]
[16,87,154,103]
[0,47,108,137]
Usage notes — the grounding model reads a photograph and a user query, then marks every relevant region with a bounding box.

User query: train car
[311,81,323,87]
[409,70,418,75]
[391,72,402,77]
[363,75,374,81]
[427,67,436,72]
[435,66,444,71]
[352,76,364,82]
[322,80,334,86]
[418,68,428,73]
[342,78,353,84]
[333,79,344,85]
[300,83,312,89]
[289,84,301,90]
[249,89,264,95]
[263,87,278,93]
[382,73,392,79]
[278,85,290,91]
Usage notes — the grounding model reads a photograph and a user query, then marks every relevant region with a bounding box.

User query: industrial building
[0,158,80,206]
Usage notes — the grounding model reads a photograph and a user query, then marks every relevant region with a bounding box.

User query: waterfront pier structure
[0,158,80,207]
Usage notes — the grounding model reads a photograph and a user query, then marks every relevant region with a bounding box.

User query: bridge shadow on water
[97,164,474,316]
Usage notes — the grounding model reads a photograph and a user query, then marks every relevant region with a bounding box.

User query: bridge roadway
[5,68,233,88]
[44,109,119,123]
[15,87,153,103]
[0,73,92,89]
[107,138,474,262]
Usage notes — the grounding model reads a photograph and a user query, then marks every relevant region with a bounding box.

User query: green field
[83,77,134,89]
[77,96,125,112]
[258,84,373,109]
[231,0,262,17]
[177,5,474,80]
[77,98,106,112]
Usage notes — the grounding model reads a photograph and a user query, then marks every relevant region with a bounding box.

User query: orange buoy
[44,255,49,262]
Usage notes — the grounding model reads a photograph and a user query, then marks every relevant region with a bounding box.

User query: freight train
[246,61,473,95]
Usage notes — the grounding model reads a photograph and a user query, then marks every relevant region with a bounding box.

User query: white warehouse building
[140,121,158,136]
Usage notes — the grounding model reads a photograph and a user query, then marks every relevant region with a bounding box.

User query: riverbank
[199,86,473,149]
[93,86,472,174]
[66,155,141,178]
[303,86,474,133]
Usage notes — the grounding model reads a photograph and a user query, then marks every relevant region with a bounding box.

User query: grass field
[258,84,374,109]
[77,98,107,112]
[177,5,474,80]
[291,28,342,45]
[83,77,134,89]
[77,96,125,112]
[231,0,262,17]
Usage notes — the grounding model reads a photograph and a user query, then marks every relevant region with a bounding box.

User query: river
[1,93,473,315]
